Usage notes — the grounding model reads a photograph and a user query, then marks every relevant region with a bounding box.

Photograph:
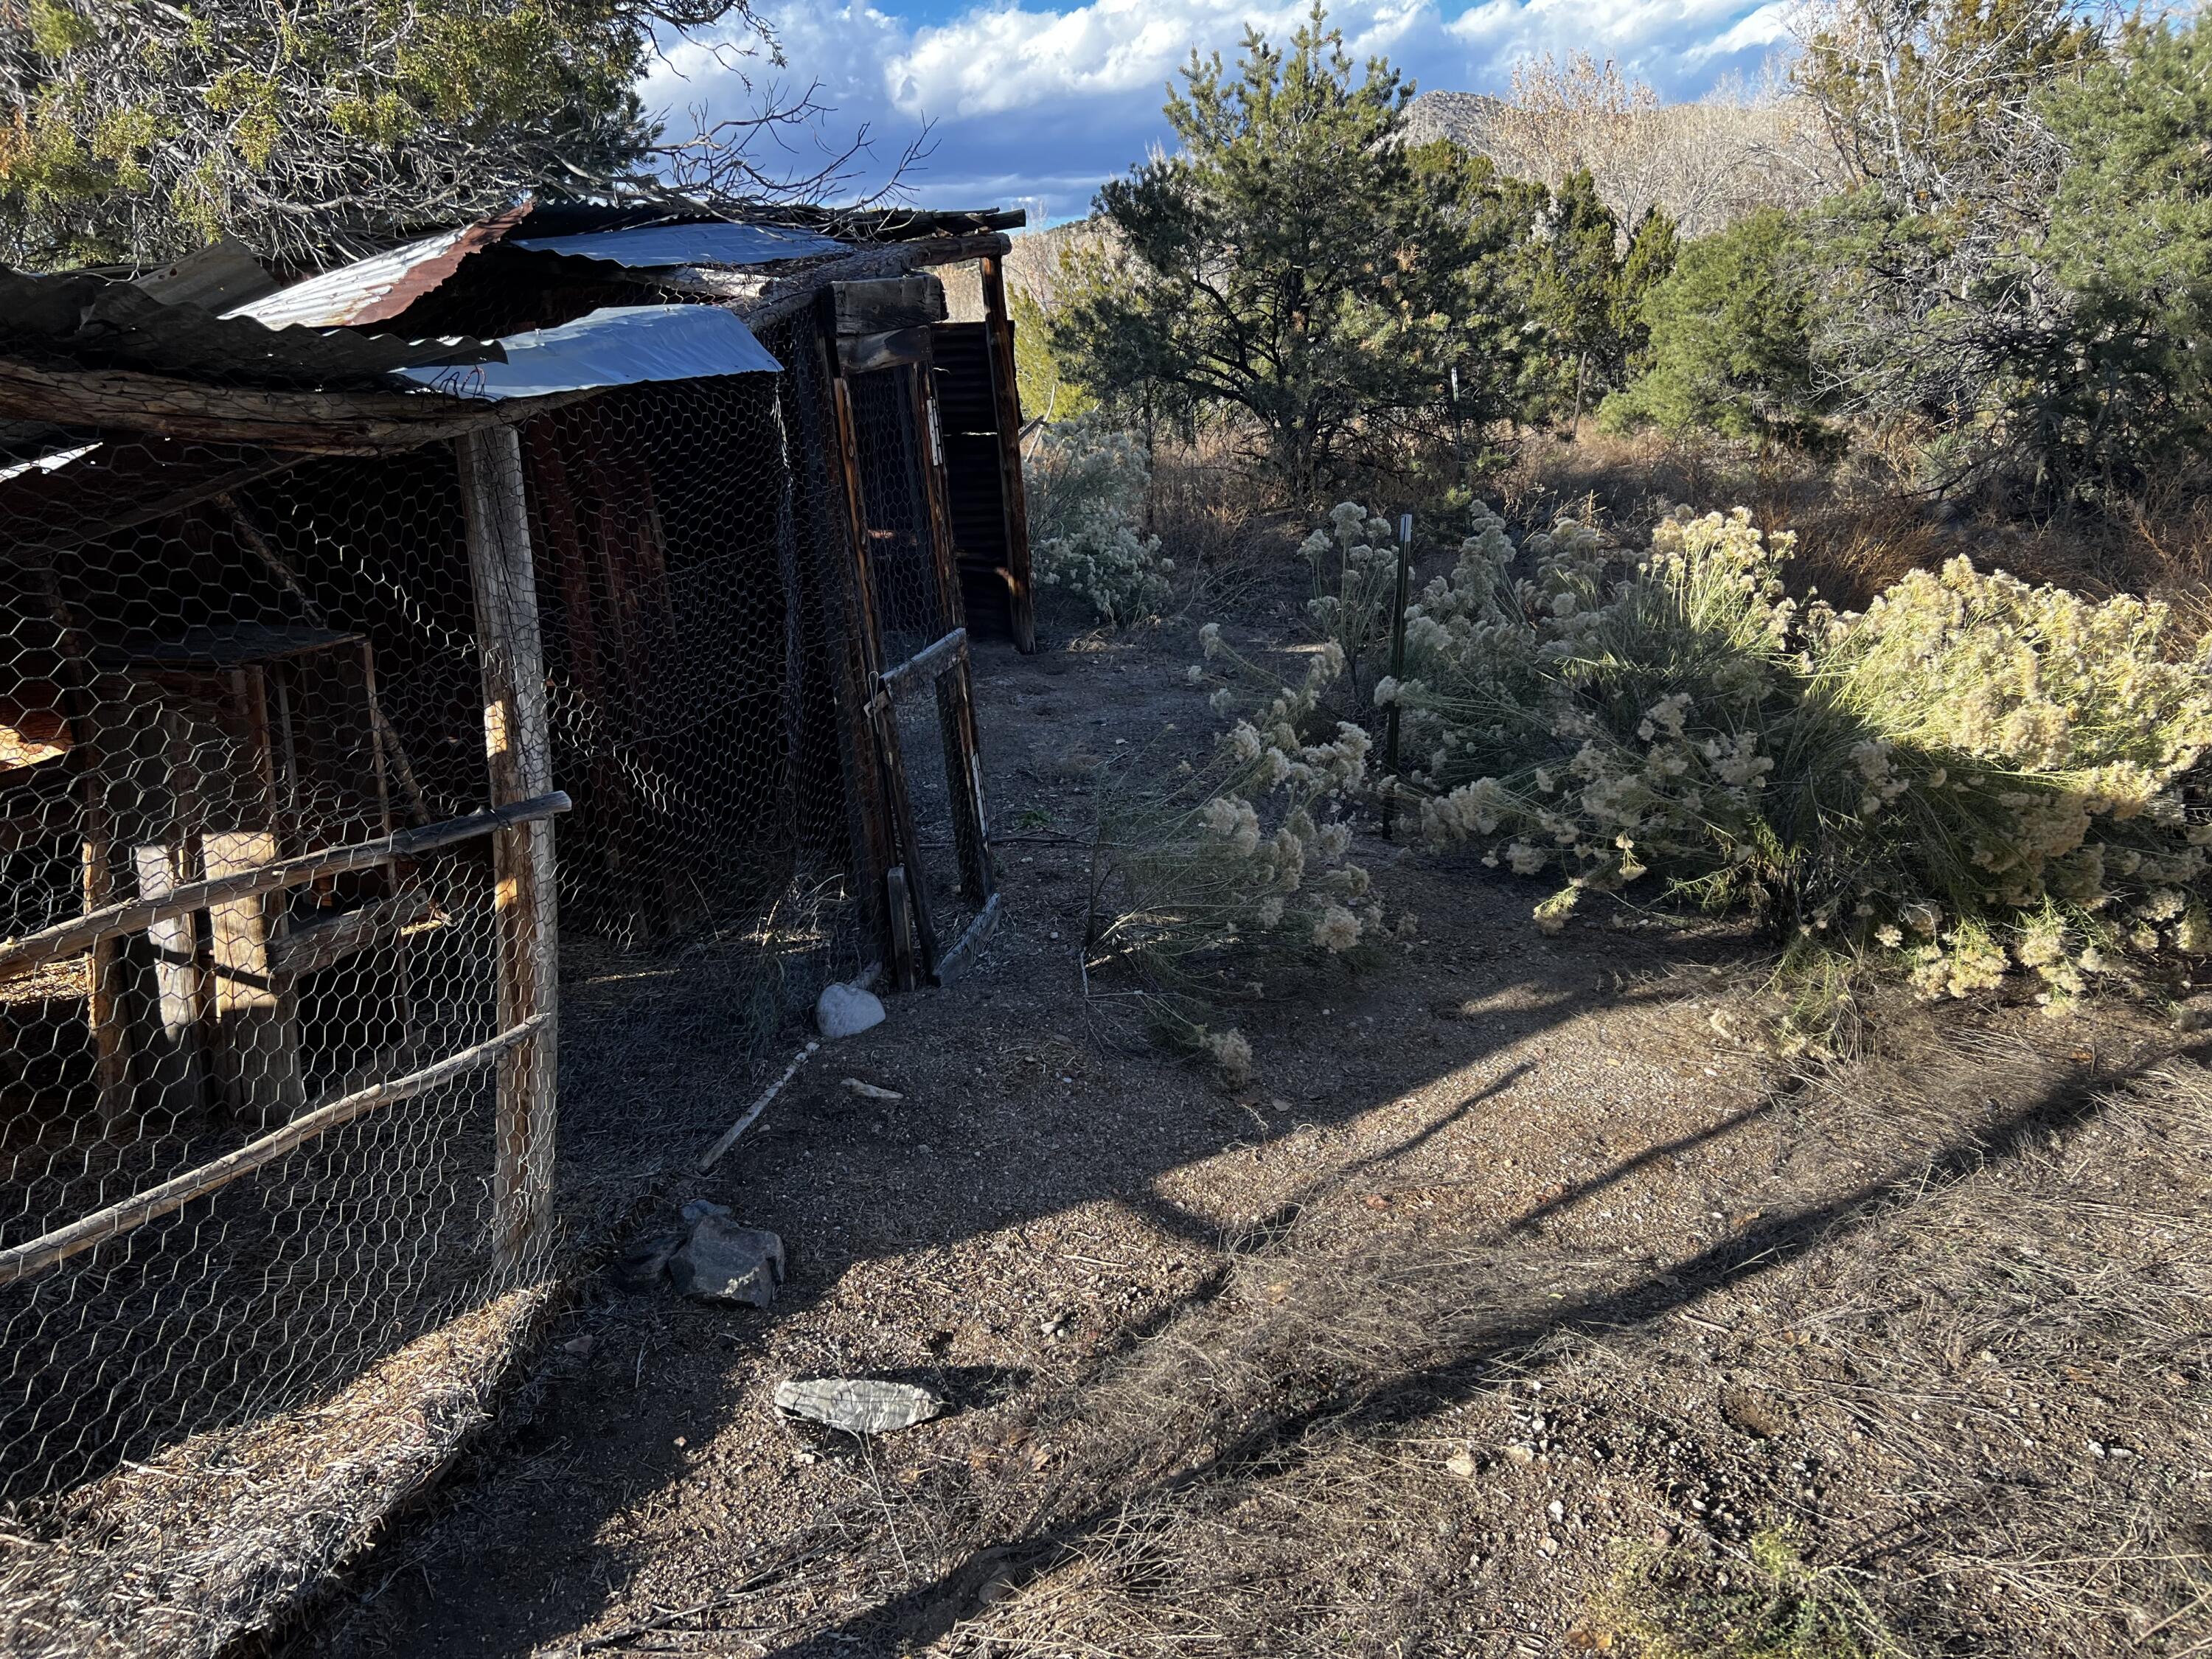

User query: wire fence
[0,305,969,1651]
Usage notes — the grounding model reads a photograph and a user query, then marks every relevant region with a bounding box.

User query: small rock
[1538,1536,1560,1557]
[613,1230,684,1292]
[816,981,886,1039]
[1546,1499,1565,1523]
[773,1377,943,1435]
[1445,1450,1478,1478]
[1502,1443,1537,1467]
[561,1334,597,1358]
[671,1218,786,1308]
[841,1077,903,1101]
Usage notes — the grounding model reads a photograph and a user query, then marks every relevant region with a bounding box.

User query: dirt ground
[298,580,2212,1659]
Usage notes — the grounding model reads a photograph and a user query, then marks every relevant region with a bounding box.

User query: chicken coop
[0,203,1035,1647]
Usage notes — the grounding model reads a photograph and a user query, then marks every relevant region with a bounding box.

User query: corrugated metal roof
[0,268,502,386]
[394,305,780,400]
[226,210,527,328]
[509,221,849,268]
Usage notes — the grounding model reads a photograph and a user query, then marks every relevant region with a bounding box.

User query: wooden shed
[0,203,1036,1509]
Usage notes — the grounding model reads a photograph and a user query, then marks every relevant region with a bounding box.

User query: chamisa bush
[1324,499,2212,1032]
[1086,636,1393,1080]
[1023,414,1175,625]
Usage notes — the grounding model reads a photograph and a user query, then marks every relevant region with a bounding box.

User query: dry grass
[761,1015,2212,1658]
[1503,425,2212,630]
[0,1284,555,1659]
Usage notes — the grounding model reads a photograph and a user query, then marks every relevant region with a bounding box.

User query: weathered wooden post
[456,425,559,1270]
[977,253,1038,653]
[1382,512,1413,840]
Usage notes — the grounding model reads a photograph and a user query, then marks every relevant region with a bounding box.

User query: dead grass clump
[1145,433,1303,615]
[0,1284,553,1659]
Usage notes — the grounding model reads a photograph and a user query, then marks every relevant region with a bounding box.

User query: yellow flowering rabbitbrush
[1315,498,2211,1012]
[1090,625,1393,1076]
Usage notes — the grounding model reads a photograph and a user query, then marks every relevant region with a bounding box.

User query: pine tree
[1051,4,1486,500]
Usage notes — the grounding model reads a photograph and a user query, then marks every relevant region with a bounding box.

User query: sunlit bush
[1024,415,1175,625]
[1089,633,1390,1078]
[1326,498,2212,1021]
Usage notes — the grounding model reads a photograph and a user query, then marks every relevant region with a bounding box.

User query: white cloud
[641,0,1792,209]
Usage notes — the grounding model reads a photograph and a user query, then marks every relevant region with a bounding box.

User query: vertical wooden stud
[978,254,1038,653]
[457,425,559,1271]
[907,351,965,639]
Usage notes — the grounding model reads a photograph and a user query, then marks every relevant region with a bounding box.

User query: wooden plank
[35,568,133,1125]
[132,841,206,1116]
[935,891,1001,985]
[830,276,949,336]
[870,696,939,989]
[268,886,434,981]
[456,425,560,1270]
[978,254,1038,653]
[838,327,933,375]
[877,627,968,702]
[885,865,917,993]
[936,650,995,910]
[204,825,307,1123]
[0,791,569,981]
[0,1014,550,1289]
[909,352,966,636]
[0,356,597,453]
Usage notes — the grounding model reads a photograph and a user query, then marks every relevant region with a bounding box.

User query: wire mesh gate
[820,281,998,988]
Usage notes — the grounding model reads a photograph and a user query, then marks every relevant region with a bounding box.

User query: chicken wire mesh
[843,354,995,968]
[0,327,928,1652]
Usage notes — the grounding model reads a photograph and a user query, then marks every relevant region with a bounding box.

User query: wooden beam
[978,254,1039,653]
[268,886,435,980]
[0,791,569,981]
[838,327,933,375]
[204,824,306,1124]
[829,276,948,336]
[877,627,968,702]
[0,1014,550,1289]
[0,358,602,454]
[456,426,560,1270]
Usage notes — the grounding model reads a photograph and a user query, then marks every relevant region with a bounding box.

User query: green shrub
[1340,499,2211,1023]
[1023,415,1175,625]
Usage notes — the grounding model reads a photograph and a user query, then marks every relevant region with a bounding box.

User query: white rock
[773,1377,943,1434]
[815,981,886,1039]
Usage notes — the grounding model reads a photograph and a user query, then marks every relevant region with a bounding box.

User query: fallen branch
[698,1040,819,1172]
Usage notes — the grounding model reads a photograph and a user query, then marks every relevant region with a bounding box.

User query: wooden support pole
[457,426,560,1272]
[978,254,1038,653]
[35,569,132,1124]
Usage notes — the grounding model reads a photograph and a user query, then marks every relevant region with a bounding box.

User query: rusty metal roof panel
[226,209,528,329]
[395,305,780,400]
[0,269,502,387]
[509,222,848,268]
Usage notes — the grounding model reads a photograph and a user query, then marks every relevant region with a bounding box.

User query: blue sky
[643,0,1800,222]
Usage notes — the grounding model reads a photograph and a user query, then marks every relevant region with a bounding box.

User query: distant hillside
[1405,87,1840,237]
[941,218,1099,321]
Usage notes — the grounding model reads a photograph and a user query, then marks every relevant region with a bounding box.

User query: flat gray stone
[773,1377,943,1435]
[669,1217,786,1308]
